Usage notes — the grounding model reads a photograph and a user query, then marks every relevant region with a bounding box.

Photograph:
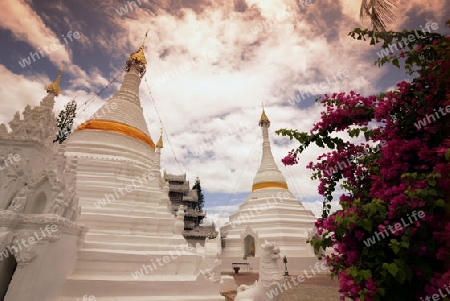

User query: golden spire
[45,67,63,96]
[156,127,164,148]
[259,104,270,127]
[125,29,149,78]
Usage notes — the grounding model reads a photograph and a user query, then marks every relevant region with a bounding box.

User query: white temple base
[220,275,237,292]
[59,274,225,301]
[220,256,328,276]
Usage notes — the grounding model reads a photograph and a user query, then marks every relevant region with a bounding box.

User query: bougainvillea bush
[277,26,450,300]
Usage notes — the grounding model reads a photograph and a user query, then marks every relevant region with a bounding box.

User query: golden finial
[156,127,164,148]
[142,28,149,47]
[45,67,63,96]
[125,30,149,78]
[259,103,270,127]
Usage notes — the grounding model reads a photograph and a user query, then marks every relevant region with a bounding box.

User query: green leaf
[361,218,373,231]
[383,263,399,277]
[392,58,400,68]
[436,199,445,207]
[316,138,324,148]
[348,128,361,138]
[360,270,372,280]
[428,177,436,187]
[404,265,414,282]
[326,141,335,149]
[348,267,358,277]
[397,269,406,284]
[428,189,438,196]
[391,244,400,254]
[400,240,410,249]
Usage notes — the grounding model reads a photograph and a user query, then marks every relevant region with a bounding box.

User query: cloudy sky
[0,0,448,220]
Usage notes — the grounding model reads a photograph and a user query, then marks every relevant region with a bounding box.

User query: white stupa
[59,41,224,301]
[220,110,318,272]
[0,39,225,300]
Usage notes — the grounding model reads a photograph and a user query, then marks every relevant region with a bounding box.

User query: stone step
[75,248,200,261]
[229,208,315,219]
[67,274,197,281]
[84,233,186,245]
[224,222,314,233]
[77,212,176,233]
[79,198,165,207]
[70,249,202,276]
[61,295,225,301]
[75,182,163,202]
[77,194,164,209]
[60,276,225,301]
[82,240,187,252]
[78,205,170,218]
[236,211,316,220]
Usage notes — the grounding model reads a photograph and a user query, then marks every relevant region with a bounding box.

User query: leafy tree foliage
[192,177,205,213]
[277,25,449,300]
[54,100,77,144]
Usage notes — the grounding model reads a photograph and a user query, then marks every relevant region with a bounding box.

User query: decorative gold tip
[142,28,150,47]
[259,108,270,127]
[156,127,163,148]
[156,135,163,148]
[45,67,63,96]
[124,30,149,78]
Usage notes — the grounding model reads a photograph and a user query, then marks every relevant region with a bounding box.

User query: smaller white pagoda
[220,110,318,273]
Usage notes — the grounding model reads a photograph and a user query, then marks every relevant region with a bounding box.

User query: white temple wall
[0,141,40,209]
[220,256,328,276]
[23,181,52,214]
[0,61,228,300]
[65,131,155,171]
[71,157,162,206]
[4,234,79,301]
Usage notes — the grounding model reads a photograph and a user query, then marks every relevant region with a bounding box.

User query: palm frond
[360,0,398,32]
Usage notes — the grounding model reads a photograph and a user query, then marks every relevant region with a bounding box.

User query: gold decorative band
[75,120,156,150]
[252,182,288,191]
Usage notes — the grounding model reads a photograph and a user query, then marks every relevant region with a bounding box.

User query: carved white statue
[174,205,185,234]
[235,241,285,301]
[50,192,66,215]
[160,182,172,212]
[4,157,26,188]
[200,257,222,283]
[7,185,29,213]
[64,194,79,221]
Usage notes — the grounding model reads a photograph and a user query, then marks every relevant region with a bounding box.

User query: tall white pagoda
[59,41,224,301]
[220,110,318,272]
[0,39,224,300]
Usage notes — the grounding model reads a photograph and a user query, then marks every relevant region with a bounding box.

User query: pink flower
[281,150,298,166]
[354,230,365,241]
[366,278,377,296]
[436,147,449,156]
[285,44,450,300]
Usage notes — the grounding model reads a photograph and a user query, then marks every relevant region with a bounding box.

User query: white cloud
[121,3,385,197]
[0,0,445,212]
[202,212,230,229]
[303,201,342,218]
[0,0,72,67]
[0,65,73,126]
[0,64,109,130]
